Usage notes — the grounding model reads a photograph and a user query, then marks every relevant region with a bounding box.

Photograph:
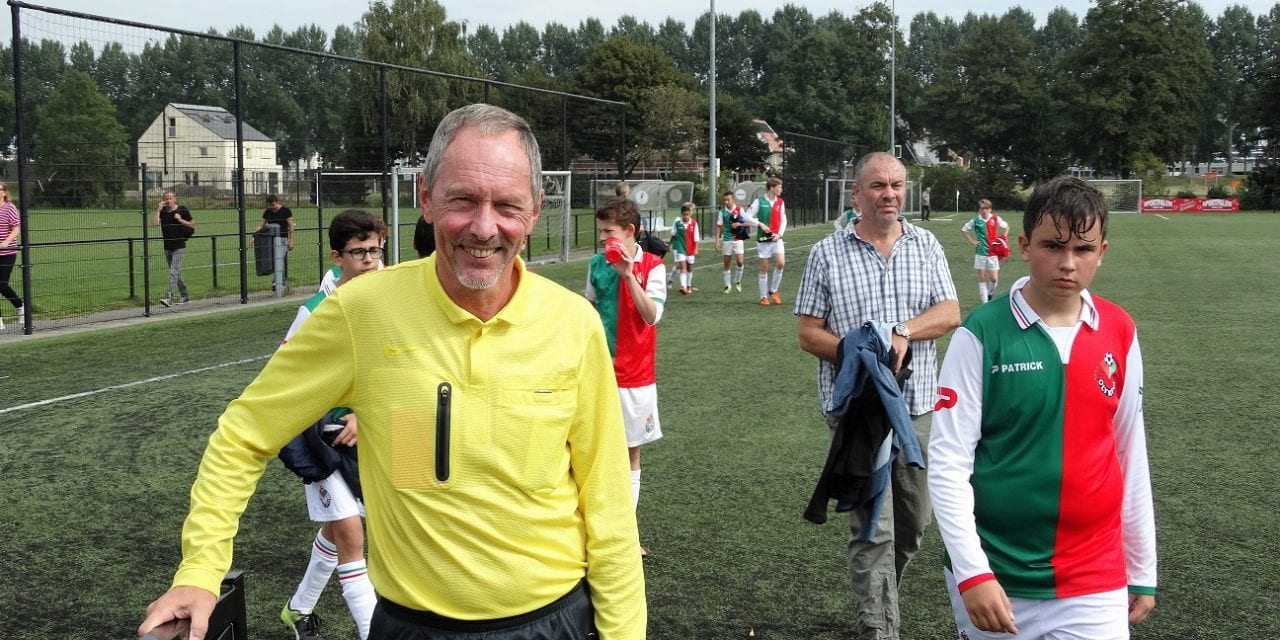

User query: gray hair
[422,104,542,200]
[852,151,904,185]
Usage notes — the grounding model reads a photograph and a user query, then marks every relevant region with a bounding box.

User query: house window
[184,171,199,186]
[168,117,177,137]
[199,147,210,157]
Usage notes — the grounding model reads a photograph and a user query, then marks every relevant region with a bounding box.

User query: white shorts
[305,470,365,522]
[721,240,745,256]
[757,239,784,260]
[973,254,1000,271]
[944,570,1130,640]
[619,384,662,447]
[673,251,696,264]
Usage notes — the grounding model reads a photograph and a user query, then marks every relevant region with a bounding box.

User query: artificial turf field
[2,212,1277,639]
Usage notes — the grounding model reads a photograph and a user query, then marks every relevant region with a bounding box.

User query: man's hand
[1128,594,1155,625]
[961,580,1018,635]
[138,586,217,640]
[889,333,909,373]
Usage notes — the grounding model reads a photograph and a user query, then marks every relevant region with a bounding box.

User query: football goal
[1087,179,1143,214]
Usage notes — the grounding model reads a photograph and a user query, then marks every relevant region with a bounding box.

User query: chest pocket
[497,374,577,493]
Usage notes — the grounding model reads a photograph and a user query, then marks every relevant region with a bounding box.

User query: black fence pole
[211,234,219,290]
[379,68,390,228]
[11,4,34,333]
[128,238,136,299]
[316,172,324,279]
[141,164,152,316]
[233,41,249,303]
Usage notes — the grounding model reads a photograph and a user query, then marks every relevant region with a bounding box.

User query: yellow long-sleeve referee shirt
[173,255,646,638]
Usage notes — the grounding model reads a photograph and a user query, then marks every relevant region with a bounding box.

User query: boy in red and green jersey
[585,198,667,556]
[742,177,787,305]
[929,177,1156,638]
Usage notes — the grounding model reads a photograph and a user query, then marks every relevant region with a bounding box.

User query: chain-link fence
[5,1,627,333]
[781,131,870,228]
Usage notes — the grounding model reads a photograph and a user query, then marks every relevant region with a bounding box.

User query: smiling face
[420,127,541,310]
[1018,213,1108,310]
[852,154,906,229]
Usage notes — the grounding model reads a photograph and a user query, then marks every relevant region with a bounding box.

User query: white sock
[989,279,998,296]
[290,530,338,614]
[631,469,642,509]
[733,265,742,284]
[979,281,989,301]
[758,274,768,299]
[337,559,376,640]
[682,270,691,289]
[686,268,693,289]
[723,269,731,287]
[770,268,784,293]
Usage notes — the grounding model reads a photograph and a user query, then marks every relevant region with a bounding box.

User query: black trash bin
[254,224,279,276]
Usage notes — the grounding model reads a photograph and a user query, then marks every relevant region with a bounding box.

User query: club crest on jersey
[318,484,332,508]
[1095,352,1118,397]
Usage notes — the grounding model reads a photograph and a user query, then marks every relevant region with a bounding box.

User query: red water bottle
[604,237,624,264]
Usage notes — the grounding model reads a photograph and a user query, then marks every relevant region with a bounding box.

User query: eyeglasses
[340,247,383,260]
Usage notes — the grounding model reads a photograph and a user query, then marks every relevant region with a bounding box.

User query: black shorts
[371,580,597,639]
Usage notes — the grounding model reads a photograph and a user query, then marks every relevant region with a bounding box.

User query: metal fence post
[128,238,136,299]
[316,171,324,279]
[141,164,152,316]
[233,41,248,304]
[211,235,218,290]
[11,3,34,333]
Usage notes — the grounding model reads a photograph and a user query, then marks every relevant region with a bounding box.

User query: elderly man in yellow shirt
[138,104,646,640]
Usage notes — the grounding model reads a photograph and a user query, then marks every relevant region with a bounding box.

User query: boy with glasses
[278,209,386,640]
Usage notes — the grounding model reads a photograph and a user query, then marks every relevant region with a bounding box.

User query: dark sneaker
[177,297,191,305]
[159,298,172,308]
[281,605,323,640]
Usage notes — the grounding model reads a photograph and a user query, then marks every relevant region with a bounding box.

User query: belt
[378,580,588,633]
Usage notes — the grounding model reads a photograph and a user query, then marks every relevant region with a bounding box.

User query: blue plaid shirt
[795,218,958,415]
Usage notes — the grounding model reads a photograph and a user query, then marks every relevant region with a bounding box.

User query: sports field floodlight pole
[889,0,896,154]
[709,0,718,211]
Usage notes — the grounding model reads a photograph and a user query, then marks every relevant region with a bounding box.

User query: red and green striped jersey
[962,214,1008,257]
[670,218,699,255]
[746,195,786,241]
[929,277,1157,600]
[584,249,666,388]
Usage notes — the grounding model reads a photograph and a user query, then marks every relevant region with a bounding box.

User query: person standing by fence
[152,190,196,307]
[253,194,295,252]
[0,182,23,330]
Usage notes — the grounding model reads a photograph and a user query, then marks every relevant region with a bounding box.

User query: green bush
[1176,189,1198,198]
[1206,184,1231,198]
[1241,164,1280,211]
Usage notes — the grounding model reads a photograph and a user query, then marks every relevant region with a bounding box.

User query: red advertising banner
[1140,197,1239,213]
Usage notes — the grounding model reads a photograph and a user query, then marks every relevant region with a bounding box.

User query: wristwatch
[893,323,912,341]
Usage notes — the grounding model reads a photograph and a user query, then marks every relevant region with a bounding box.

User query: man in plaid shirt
[795,151,960,640]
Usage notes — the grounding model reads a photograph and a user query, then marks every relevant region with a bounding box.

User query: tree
[1063,0,1211,175]
[573,35,696,175]
[713,94,770,173]
[501,22,542,79]
[34,70,130,206]
[540,22,583,79]
[758,6,891,152]
[922,12,1067,183]
[636,84,706,174]
[1208,6,1260,174]
[466,25,507,80]
[349,0,480,168]
[1249,5,1280,156]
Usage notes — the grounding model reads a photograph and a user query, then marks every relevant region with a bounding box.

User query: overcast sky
[7,0,1277,46]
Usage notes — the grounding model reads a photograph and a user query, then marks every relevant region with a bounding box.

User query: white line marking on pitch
[1156,214,1169,220]
[0,355,269,415]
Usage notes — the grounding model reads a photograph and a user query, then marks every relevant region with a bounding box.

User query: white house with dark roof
[136,103,282,195]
